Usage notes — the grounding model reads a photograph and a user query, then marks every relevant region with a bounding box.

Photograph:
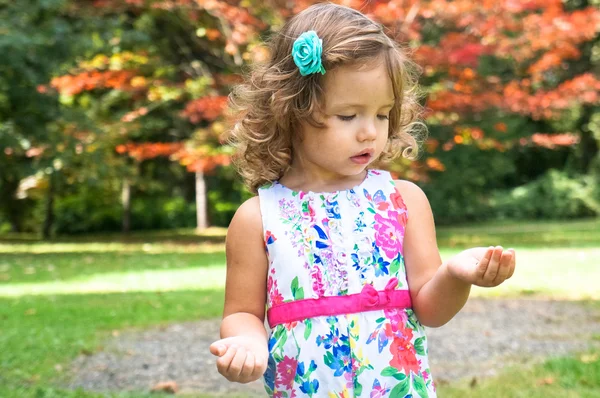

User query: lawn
[0,219,599,397]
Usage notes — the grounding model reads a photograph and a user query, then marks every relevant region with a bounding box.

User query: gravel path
[66,298,600,396]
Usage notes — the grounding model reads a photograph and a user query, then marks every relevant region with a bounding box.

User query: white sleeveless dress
[257,169,436,397]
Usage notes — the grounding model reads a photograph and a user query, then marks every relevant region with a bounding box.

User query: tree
[0,0,84,234]
[9,0,599,234]
[45,0,272,232]
[357,0,600,221]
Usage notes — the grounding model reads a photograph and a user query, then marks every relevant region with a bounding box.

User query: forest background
[1,0,599,236]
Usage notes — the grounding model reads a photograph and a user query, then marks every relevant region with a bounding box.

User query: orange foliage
[427,90,503,113]
[181,96,228,123]
[115,142,184,161]
[425,157,445,172]
[50,70,141,95]
[412,1,600,82]
[114,142,231,172]
[427,73,600,118]
[26,147,47,158]
[172,148,231,172]
[494,122,507,133]
[503,73,600,119]
[121,107,149,122]
[425,138,440,153]
[529,133,579,149]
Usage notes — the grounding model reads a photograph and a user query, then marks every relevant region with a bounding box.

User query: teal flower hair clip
[292,30,326,76]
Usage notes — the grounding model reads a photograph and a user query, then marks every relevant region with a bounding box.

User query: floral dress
[257,169,436,397]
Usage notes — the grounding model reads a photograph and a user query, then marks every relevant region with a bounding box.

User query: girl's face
[291,60,394,185]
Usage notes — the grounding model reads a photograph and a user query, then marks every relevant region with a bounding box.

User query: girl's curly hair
[227,3,425,193]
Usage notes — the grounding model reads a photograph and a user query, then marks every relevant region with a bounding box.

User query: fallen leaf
[536,377,555,386]
[151,381,178,394]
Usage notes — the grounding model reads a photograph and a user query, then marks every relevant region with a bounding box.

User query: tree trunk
[42,172,55,239]
[195,170,207,231]
[578,106,598,173]
[0,173,23,232]
[122,178,131,233]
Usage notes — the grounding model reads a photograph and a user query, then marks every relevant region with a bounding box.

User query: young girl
[209,3,516,397]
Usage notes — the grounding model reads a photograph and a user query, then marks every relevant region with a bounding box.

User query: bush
[52,184,200,234]
[422,145,517,224]
[53,189,122,234]
[130,196,196,230]
[491,170,600,219]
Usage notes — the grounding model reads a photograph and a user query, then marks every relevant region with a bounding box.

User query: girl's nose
[358,119,378,142]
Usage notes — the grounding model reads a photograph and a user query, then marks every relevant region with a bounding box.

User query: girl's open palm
[447,246,516,287]
[209,335,269,384]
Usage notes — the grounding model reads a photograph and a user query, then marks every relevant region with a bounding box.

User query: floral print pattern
[258,169,436,397]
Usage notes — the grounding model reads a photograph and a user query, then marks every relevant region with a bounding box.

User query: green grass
[0,218,599,397]
[0,252,225,285]
[0,290,224,398]
[435,218,600,248]
[438,347,600,398]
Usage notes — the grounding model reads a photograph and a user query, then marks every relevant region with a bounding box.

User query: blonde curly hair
[227,3,425,193]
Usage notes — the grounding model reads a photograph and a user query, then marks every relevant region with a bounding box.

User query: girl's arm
[395,180,515,328]
[209,196,269,383]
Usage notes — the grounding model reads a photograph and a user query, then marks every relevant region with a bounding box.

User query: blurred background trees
[1,0,599,236]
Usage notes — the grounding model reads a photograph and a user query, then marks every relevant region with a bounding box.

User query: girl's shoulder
[392,179,433,218]
[229,196,263,236]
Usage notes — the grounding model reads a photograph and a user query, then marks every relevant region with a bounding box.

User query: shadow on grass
[0,251,226,285]
[0,228,228,245]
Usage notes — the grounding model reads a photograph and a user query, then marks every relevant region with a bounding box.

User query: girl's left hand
[447,246,516,287]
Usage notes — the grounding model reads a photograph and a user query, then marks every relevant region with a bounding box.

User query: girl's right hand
[209,335,269,383]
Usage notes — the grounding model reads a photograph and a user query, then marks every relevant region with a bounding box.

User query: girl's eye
[378,115,390,120]
[337,115,356,121]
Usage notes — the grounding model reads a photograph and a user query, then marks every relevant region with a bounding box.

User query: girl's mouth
[350,149,374,164]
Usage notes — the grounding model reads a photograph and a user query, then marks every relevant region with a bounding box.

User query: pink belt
[267,277,412,328]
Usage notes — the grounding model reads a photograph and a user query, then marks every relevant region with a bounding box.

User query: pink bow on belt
[360,277,399,309]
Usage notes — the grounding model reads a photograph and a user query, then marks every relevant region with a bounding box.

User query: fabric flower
[264,355,277,391]
[329,344,352,376]
[390,189,407,211]
[374,211,404,259]
[292,31,326,76]
[389,333,420,376]
[276,355,298,388]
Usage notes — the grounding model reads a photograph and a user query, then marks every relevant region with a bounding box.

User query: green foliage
[422,144,517,224]
[51,187,121,234]
[130,196,196,230]
[492,170,600,219]
[0,0,72,230]
[206,167,253,227]
[52,193,200,234]
[2,0,599,234]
